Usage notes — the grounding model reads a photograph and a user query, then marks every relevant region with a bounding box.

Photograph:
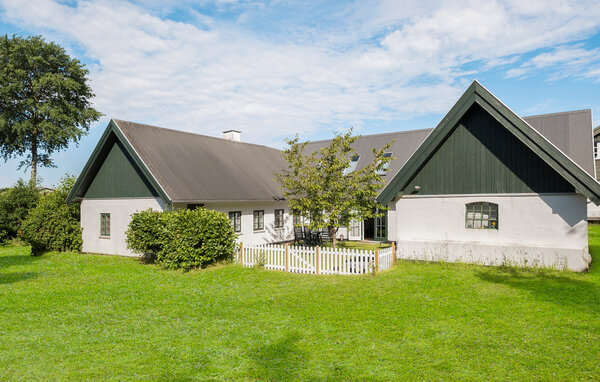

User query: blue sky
[0,0,599,187]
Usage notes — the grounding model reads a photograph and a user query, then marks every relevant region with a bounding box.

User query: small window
[465,202,498,230]
[253,210,264,231]
[187,203,204,210]
[344,154,360,175]
[100,213,110,237]
[293,213,302,227]
[229,211,241,232]
[274,209,284,228]
[376,152,393,175]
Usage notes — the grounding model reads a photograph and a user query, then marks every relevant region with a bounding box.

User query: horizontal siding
[404,105,575,195]
[84,140,158,199]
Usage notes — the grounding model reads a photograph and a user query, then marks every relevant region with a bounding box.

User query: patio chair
[293,226,304,245]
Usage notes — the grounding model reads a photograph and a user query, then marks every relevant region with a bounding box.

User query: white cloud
[506,45,600,80]
[0,0,599,147]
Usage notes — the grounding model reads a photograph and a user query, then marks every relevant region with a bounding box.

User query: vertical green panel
[84,140,158,198]
[403,104,575,195]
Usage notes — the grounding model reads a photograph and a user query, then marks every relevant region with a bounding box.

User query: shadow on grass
[0,251,41,270]
[249,332,308,382]
[475,267,600,315]
[0,271,37,285]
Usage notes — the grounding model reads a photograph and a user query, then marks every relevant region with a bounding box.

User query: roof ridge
[523,109,591,119]
[112,119,282,152]
[304,127,434,145]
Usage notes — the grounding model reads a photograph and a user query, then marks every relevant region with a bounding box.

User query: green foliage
[126,208,236,270]
[0,179,40,242]
[20,175,82,255]
[0,34,102,185]
[276,128,393,246]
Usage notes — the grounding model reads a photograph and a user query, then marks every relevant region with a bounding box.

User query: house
[68,81,600,271]
[66,121,294,256]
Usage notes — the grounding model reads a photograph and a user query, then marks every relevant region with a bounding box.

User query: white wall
[81,198,166,256]
[587,200,600,220]
[393,193,591,272]
[173,201,294,246]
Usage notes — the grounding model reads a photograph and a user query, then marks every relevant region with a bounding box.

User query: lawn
[1,230,600,381]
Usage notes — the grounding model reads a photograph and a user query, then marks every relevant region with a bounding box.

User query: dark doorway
[363,217,374,240]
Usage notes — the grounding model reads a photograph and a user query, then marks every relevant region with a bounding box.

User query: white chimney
[222,130,241,142]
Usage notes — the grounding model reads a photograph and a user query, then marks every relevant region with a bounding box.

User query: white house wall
[173,201,294,246]
[81,198,166,256]
[393,193,591,272]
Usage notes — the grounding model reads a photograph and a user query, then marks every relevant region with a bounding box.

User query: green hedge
[126,208,236,270]
[21,176,82,255]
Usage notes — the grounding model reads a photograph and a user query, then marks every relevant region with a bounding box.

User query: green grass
[322,240,391,251]
[1,229,600,381]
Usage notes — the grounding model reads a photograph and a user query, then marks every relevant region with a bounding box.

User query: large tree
[0,34,101,186]
[276,129,393,247]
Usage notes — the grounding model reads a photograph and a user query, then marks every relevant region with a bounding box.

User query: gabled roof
[304,108,594,194]
[67,119,288,204]
[303,129,432,185]
[376,80,600,206]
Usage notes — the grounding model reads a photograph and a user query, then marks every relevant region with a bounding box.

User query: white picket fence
[234,243,396,275]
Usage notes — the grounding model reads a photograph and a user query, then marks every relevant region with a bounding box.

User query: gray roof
[114,120,288,202]
[304,109,595,186]
[523,109,594,177]
[105,108,593,202]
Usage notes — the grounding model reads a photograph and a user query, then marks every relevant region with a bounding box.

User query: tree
[0,34,101,186]
[0,179,40,243]
[276,129,393,247]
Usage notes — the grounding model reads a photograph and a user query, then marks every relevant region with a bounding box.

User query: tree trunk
[329,226,338,248]
[30,133,37,187]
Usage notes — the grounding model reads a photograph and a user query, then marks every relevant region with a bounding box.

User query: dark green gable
[404,104,574,195]
[67,120,169,204]
[84,139,158,198]
[378,81,600,206]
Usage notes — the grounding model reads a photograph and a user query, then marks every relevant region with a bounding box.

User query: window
[375,213,387,239]
[344,154,360,175]
[274,209,284,228]
[376,152,393,175]
[253,210,264,231]
[229,211,241,232]
[349,219,361,238]
[187,203,204,210]
[100,213,110,237]
[465,202,498,230]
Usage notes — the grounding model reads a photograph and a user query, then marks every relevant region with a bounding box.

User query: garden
[1,226,599,380]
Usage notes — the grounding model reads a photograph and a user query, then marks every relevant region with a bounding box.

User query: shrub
[126,208,236,270]
[0,180,40,243]
[21,176,82,255]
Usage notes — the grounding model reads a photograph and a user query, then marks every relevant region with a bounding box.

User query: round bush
[21,176,82,255]
[126,208,236,270]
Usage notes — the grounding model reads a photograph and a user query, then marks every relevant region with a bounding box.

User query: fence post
[285,243,289,273]
[239,242,243,265]
[375,250,379,273]
[392,242,396,265]
[316,246,320,275]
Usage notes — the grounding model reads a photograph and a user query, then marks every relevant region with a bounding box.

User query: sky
[0,0,599,187]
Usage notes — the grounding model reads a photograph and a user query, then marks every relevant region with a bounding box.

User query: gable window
[274,209,284,228]
[376,152,393,175]
[465,202,498,230]
[253,210,264,231]
[344,154,360,175]
[100,213,110,237]
[229,211,241,232]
